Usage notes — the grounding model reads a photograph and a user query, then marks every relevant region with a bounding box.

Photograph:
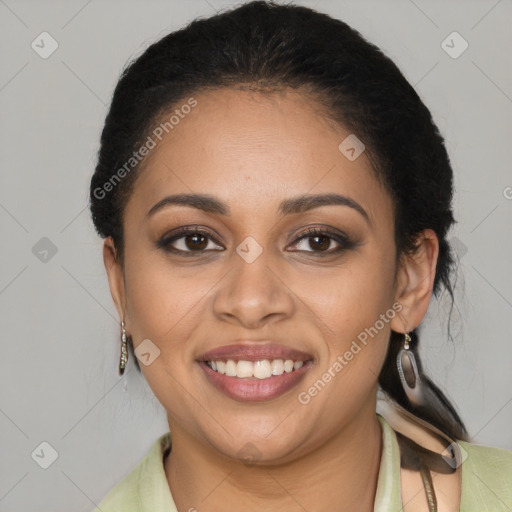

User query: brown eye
[182,233,209,251]
[157,228,223,255]
[304,234,333,252]
[289,228,355,255]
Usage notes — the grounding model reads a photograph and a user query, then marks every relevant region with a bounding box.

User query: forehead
[124,87,392,226]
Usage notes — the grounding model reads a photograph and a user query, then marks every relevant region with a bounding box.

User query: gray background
[0,0,511,510]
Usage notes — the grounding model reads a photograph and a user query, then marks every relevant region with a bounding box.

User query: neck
[164,408,382,512]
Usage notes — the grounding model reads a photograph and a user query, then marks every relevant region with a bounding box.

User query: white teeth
[253,360,272,379]
[271,359,284,375]
[206,358,308,379]
[225,360,237,377]
[236,360,253,378]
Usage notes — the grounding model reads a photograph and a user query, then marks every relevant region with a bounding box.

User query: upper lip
[198,342,314,362]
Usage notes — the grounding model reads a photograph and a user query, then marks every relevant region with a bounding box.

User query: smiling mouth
[197,342,315,401]
[198,358,314,402]
[204,358,312,379]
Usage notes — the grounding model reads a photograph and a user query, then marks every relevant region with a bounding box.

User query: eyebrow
[147,193,370,224]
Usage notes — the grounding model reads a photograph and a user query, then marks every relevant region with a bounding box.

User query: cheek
[294,242,396,409]
[123,248,205,343]
[296,242,397,344]
[296,294,393,437]
[122,250,204,422]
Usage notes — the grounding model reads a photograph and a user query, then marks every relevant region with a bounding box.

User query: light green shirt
[93,415,512,511]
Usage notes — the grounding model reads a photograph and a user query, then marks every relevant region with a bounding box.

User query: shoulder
[458,439,512,511]
[92,459,144,512]
[92,432,173,512]
[92,451,148,512]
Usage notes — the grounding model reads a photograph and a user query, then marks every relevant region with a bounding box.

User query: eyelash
[156,226,357,257]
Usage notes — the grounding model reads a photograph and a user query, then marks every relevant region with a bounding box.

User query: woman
[89,1,512,510]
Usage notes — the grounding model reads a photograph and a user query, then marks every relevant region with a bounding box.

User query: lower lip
[198,361,313,402]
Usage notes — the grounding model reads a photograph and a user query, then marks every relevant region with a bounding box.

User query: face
[105,87,412,464]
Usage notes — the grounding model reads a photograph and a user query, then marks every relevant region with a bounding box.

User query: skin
[103,87,442,511]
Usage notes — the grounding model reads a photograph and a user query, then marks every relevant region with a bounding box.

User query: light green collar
[99,414,512,511]
[374,413,403,511]
[137,414,403,511]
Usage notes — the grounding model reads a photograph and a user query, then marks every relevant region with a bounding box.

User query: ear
[103,237,127,323]
[390,229,439,333]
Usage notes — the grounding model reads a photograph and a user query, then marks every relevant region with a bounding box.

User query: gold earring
[119,320,128,375]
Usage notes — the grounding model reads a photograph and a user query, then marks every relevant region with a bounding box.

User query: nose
[212,246,296,329]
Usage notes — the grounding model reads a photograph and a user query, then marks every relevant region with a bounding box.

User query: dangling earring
[396,332,425,406]
[119,320,128,376]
